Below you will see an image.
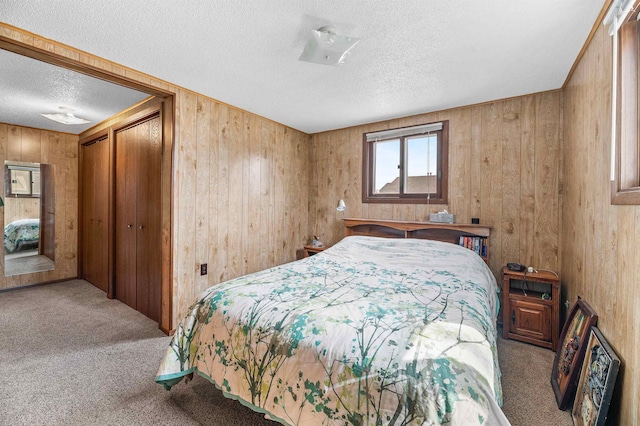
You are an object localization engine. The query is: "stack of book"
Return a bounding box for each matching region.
[458,236,487,258]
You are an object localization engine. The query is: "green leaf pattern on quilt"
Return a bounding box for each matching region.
[4,218,39,253]
[156,236,506,425]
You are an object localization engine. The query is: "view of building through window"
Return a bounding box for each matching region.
[373,135,438,194]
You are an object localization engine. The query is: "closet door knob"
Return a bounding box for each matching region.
[96,219,101,224]
[139,225,144,230]
[127,224,132,228]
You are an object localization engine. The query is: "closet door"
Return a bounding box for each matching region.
[114,113,162,322]
[81,137,109,292]
[81,141,95,285]
[115,125,138,310]
[133,116,162,321]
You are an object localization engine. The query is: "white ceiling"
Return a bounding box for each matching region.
[0,49,150,134]
[0,0,606,134]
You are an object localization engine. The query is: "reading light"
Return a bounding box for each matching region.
[336,199,346,212]
[299,26,360,66]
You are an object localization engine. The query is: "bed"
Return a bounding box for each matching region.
[156,219,507,425]
[4,218,40,253]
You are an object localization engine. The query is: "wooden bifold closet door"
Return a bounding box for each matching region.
[81,137,109,293]
[114,113,162,323]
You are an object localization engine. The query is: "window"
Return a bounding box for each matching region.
[5,164,41,198]
[362,120,448,204]
[608,0,640,204]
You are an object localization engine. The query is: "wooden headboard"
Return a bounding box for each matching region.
[343,218,491,263]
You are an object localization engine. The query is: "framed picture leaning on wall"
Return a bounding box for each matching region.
[551,297,598,409]
[571,327,620,426]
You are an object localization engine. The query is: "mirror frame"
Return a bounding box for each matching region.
[3,161,56,276]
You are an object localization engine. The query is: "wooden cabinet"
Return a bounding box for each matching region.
[510,299,552,342]
[502,268,560,350]
[114,112,162,323]
[81,136,109,292]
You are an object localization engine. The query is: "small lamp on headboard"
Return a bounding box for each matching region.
[336,199,346,218]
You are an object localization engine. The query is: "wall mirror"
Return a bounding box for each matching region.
[3,161,55,276]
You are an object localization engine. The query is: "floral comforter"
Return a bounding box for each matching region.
[4,218,39,253]
[156,236,507,425]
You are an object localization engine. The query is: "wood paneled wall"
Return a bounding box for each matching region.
[0,24,310,324]
[0,123,78,288]
[174,91,310,315]
[5,198,40,224]
[563,22,639,424]
[309,91,563,279]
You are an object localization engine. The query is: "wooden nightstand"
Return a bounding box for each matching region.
[502,267,560,350]
[303,245,328,257]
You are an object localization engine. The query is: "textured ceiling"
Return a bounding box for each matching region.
[0,0,605,134]
[0,50,150,134]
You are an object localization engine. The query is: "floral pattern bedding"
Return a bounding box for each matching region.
[4,218,39,253]
[156,236,507,425]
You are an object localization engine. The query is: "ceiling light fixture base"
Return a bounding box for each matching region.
[299,26,360,66]
[41,106,90,125]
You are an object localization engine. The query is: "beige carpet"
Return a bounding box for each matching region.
[0,280,571,425]
[498,336,572,425]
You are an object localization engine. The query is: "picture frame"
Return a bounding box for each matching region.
[571,327,620,426]
[551,297,598,409]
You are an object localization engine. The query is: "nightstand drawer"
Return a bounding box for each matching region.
[509,299,552,341]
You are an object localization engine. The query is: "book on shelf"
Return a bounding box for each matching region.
[458,236,487,258]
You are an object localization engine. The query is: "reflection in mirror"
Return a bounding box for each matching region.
[4,161,55,276]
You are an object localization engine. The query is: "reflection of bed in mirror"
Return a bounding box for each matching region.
[3,219,54,276]
[3,161,55,277]
[4,218,40,253]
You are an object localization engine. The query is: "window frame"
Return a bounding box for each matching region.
[362,120,448,204]
[5,164,41,198]
[611,4,640,204]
